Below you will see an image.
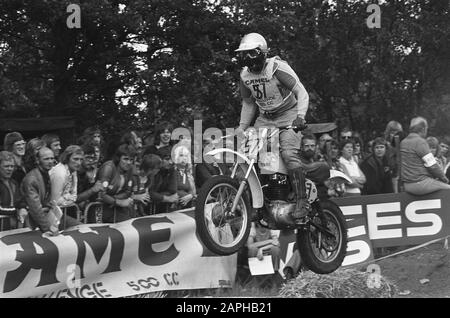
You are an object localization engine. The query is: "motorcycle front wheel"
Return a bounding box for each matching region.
[195,175,251,255]
[297,200,348,274]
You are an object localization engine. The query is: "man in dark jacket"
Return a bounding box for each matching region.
[360,137,394,195]
[21,147,80,233]
[0,151,28,230]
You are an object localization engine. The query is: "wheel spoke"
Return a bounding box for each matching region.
[202,182,248,249]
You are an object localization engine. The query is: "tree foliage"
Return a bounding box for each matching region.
[0,0,449,140]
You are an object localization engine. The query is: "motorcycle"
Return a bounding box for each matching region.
[195,126,350,274]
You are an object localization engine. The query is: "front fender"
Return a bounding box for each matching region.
[206,148,264,209]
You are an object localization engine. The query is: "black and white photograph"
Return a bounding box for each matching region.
[0,0,449,302]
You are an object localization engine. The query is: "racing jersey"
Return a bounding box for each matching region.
[239,56,307,115]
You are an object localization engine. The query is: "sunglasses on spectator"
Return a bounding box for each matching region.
[341,136,352,139]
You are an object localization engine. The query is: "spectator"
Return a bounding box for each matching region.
[41,133,62,162]
[76,144,104,214]
[426,137,444,170]
[23,138,45,172]
[247,221,281,273]
[3,132,27,185]
[384,120,404,193]
[297,134,330,199]
[141,154,179,214]
[22,147,80,233]
[120,131,142,156]
[173,144,196,209]
[338,139,366,196]
[49,145,83,207]
[353,136,365,164]
[82,139,103,166]
[79,127,105,164]
[323,139,346,198]
[96,144,136,222]
[195,161,228,190]
[143,122,174,159]
[339,127,352,142]
[439,139,449,170]
[400,117,450,195]
[194,136,231,189]
[318,133,333,159]
[131,155,153,217]
[360,137,394,195]
[299,134,330,182]
[80,126,103,147]
[0,151,27,230]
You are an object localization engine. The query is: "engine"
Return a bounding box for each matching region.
[260,173,297,228]
[263,173,290,201]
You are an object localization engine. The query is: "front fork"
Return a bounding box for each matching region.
[230,159,255,214]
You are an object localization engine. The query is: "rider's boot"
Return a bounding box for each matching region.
[288,167,311,222]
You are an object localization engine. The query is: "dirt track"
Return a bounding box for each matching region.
[374,242,450,298]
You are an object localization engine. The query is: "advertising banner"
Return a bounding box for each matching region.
[0,211,236,298]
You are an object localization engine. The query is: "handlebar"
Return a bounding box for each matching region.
[207,124,308,144]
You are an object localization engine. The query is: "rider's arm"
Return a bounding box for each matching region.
[291,82,309,119]
[239,79,257,130]
[274,64,309,119]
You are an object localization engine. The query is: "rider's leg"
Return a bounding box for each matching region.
[279,129,310,219]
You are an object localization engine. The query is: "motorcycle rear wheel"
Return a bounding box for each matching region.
[297,200,348,274]
[195,175,252,255]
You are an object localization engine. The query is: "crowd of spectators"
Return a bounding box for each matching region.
[1,116,450,236]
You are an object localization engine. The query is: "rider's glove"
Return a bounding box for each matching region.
[291,115,307,131]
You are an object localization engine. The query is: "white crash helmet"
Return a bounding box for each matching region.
[235,33,268,53]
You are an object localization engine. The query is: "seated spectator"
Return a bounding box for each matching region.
[96,144,135,222]
[247,222,280,274]
[22,147,80,233]
[426,137,444,170]
[41,133,62,162]
[384,120,404,193]
[401,117,450,195]
[360,137,394,195]
[338,139,366,196]
[173,145,196,209]
[0,151,28,230]
[3,132,27,185]
[49,145,83,207]
[23,138,45,172]
[76,144,104,213]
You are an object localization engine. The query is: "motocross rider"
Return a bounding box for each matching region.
[235,33,311,221]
